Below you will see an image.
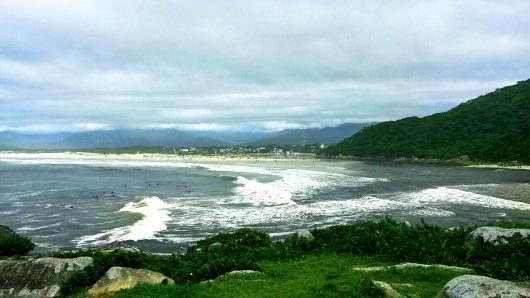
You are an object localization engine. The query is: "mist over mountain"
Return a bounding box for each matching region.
[0,124,369,149]
[247,123,374,146]
[51,129,230,149]
[0,132,73,149]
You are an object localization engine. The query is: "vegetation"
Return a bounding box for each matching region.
[0,234,35,257]
[323,79,530,163]
[57,218,530,296]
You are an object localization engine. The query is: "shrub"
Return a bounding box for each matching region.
[468,233,530,280]
[0,234,35,256]
[310,217,474,265]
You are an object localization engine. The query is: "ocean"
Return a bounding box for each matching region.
[1,153,529,254]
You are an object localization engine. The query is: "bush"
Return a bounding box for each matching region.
[310,217,474,265]
[468,233,530,280]
[0,234,35,256]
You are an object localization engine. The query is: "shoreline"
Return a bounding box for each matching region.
[1,151,529,171]
[0,151,322,165]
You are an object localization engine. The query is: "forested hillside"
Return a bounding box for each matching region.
[324,80,530,163]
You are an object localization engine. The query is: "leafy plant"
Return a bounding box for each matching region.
[0,234,35,256]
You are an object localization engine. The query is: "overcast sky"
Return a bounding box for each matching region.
[1,1,529,133]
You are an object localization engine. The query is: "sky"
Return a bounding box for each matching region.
[1,1,530,133]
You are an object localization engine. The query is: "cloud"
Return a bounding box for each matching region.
[0,1,529,132]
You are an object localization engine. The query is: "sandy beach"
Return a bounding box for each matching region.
[465,164,530,171]
[0,151,322,165]
[1,151,528,171]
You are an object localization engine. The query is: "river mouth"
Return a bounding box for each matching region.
[1,153,529,253]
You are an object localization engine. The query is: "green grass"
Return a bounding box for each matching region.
[112,253,466,298]
[59,218,530,297]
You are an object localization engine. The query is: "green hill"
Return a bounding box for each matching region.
[323,79,530,163]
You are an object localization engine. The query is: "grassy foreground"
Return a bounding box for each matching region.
[51,218,530,297]
[111,254,465,298]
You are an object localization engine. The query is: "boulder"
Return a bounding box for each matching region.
[0,225,16,237]
[0,257,93,297]
[441,275,530,298]
[373,281,404,298]
[219,270,263,279]
[468,226,530,246]
[208,242,223,252]
[201,270,264,284]
[295,229,314,240]
[86,266,174,297]
[352,262,473,273]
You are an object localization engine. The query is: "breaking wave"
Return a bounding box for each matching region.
[76,196,170,246]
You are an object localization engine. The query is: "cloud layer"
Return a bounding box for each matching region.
[1,1,529,132]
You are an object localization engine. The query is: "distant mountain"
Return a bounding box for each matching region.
[324,80,530,163]
[0,132,72,149]
[247,123,373,146]
[0,123,373,149]
[52,129,230,149]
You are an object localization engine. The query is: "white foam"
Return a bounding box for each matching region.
[202,163,388,207]
[0,152,196,169]
[76,196,170,246]
[398,187,530,210]
[231,176,296,206]
[18,222,61,231]
[303,196,408,216]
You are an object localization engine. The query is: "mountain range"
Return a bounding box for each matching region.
[0,123,370,149]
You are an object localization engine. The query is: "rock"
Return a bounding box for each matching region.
[373,281,404,298]
[441,275,530,298]
[0,257,93,297]
[295,229,314,240]
[0,225,16,237]
[352,262,473,273]
[468,226,530,245]
[200,270,264,284]
[219,270,263,279]
[86,266,174,297]
[208,242,223,252]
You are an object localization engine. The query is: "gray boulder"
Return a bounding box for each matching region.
[295,229,314,240]
[468,226,530,245]
[373,281,404,298]
[86,266,174,297]
[208,242,223,252]
[441,275,530,298]
[0,257,93,297]
[0,225,15,237]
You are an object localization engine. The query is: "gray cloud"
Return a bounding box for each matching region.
[1,0,529,132]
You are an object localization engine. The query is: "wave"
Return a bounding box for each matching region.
[232,176,296,206]
[18,222,61,231]
[202,163,389,207]
[397,187,530,210]
[76,196,170,246]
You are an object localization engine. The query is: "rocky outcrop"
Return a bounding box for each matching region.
[352,262,473,273]
[468,226,530,245]
[219,270,263,279]
[0,225,15,237]
[208,242,223,252]
[0,257,93,297]
[373,281,404,298]
[295,229,314,240]
[441,275,530,298]
[86,266,174,297]
[201,270,265,284]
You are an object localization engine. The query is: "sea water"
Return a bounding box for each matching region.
[1,153,529,254]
